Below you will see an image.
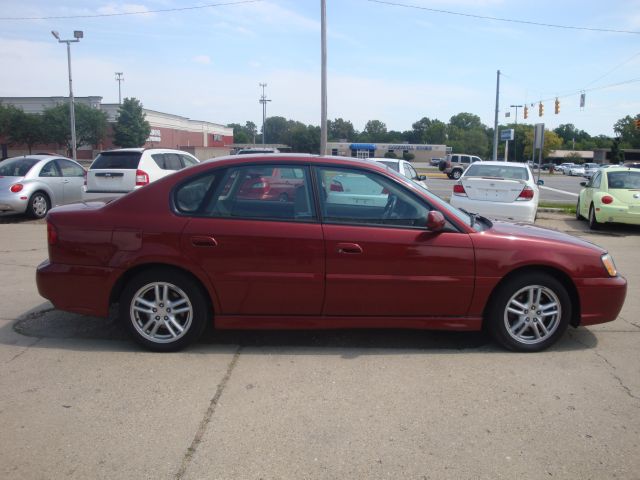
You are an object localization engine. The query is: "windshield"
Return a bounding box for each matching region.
[607,171,640,189]
[0,157,40,177]
[91,151,142,169]
[376,160,400,172]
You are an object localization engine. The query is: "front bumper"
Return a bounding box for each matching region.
[575,275,627,326]
[36,260,117,317]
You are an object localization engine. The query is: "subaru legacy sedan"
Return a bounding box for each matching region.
[36,155,627,352]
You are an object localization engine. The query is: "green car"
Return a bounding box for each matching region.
[576,167,640,229]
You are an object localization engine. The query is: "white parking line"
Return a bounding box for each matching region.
[540,186,579,198]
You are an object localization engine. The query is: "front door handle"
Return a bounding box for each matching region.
[191,236,218,247]
[336,242,363,254]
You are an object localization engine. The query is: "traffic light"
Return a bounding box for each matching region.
[538,102,544,117]
[524,106,528,119]
[554,98,560,114]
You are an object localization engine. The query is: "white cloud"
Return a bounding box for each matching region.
[193,55,211,65]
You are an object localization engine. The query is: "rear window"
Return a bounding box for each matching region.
[376,161,400,172]
[465,164,529,180]
[0,157,40,177]
[91,151,142,169]
[607,171,640,189]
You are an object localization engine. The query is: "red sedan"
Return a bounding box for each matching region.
[36,155,627,352]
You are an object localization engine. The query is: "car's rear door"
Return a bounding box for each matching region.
[179,163,325,316]
[85,151,142,193]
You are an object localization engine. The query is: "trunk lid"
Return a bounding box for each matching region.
[461,177,528,203]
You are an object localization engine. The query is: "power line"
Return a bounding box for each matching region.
[583,50,640,89]
[0,0,262,21]
[367,0,640,35]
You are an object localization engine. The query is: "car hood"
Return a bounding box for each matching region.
[484,220,606,253]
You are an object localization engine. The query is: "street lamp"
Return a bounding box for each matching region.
[509,104,523,162]
[51,30,83,161]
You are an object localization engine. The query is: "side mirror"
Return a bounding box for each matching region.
[580,181,587,187]
[426,210,445,232]
[537,179,545,186]
[418,174,426,181]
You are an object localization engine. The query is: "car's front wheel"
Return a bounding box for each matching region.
[487,272,571,352]
[119,268,210,352]
[451,169,462,180]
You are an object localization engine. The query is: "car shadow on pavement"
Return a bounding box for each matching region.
[5,304,598,355]
[0,214,45,225]
[557,217,640,237]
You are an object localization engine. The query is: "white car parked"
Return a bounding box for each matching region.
[83,148,199,201]
[373,158,429,189]
[567,164,586,176]
[450,161,542,223]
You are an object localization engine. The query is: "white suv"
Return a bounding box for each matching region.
[84,148,199,200]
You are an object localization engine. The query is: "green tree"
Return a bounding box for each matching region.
[328,118,355,141]
[384,151,397,158]
[113,98,151,147]
[553,123,591,149]
[610,137,624,164]
[7,110,44,154]
[262,116,288,144]
[613,114,640,148]
[0,104,22,139]
[449,112,483,131]
[42,103,109,153]
[522,129,563,159]
[361,120,387,141]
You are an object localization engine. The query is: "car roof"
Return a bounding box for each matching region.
[601,166,640,173]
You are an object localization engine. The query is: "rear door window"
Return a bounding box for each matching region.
[91,151,142,169]
[163,153,183,171]
[57,159,84,177]
[180,154,198,167]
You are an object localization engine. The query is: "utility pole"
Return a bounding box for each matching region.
[320,0,328,156]
[115,72,124,104]
[510,104,522,161]
[492,69,500,161]
[259,83,271,146]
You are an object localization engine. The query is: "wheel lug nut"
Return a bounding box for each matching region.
[159,303,164,307]
[152,308,157,312]
[537,311,541,315]
[155,316,160,320]
[164,316,168,320]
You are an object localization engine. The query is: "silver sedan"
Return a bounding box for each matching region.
[0,155,86,218]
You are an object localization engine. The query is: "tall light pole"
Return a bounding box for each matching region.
[509,104,522,162]
[320,0,327,156]
[115,72,124,104]
[492,69,500,161]
[52,30,83,161]
[259,83,271,146]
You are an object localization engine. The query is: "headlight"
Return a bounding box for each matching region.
[601,253,617,277]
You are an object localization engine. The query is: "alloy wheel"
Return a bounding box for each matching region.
[503,285,561,345]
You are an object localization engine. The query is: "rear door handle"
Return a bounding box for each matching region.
[336,242,363,254]
[191,236,218,247]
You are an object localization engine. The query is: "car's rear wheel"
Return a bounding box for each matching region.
[119,268,210,352]
[28,191,49,219]
[588,204,600,230]
[487,272,571,352]
[451,169,462,180]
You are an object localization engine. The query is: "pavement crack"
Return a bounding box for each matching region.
[619,316,640,330]
[6,337,42,363]
[569,332,640,404]
[175,346,242,479]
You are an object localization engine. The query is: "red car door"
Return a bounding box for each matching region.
[316,166,475,317]
[179,165,324,316]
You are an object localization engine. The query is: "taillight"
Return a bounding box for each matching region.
[47,222,58,246]
[517,186,534,201]
[10,183,23,193]
[330,180,344,192]
[601,195,613,204]
[453,183,467,196]
[136,169,149,186]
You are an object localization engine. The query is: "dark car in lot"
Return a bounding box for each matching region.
[37,154,627,352]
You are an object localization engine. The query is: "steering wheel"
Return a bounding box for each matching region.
[382,194,398,219]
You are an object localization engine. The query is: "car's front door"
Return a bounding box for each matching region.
[316,166,475,317]
[179,164,324,316]
[582,171,601,216]
[56,159,85,205]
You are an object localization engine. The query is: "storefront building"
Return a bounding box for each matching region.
[327,141,450,164]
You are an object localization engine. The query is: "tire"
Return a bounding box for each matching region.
[588,204,600,230]
[486,272,571,352]
[28,191,50,219]
[119,268,210,352]
[438,159,447,172]
[451,169,462,180]
[575,199,582,220]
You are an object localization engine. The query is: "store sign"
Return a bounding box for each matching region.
[387,145,433,151]
[147,129,161,142]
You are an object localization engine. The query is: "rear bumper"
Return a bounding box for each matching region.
[450,195,537,223]
[36,260,117,317]
[575,275,627,326]
[596,205,640,226]
[0,198,28,216]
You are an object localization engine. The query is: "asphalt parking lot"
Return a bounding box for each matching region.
[1,215,639,479]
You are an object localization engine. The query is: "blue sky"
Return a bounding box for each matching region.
[1,0,639,136]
